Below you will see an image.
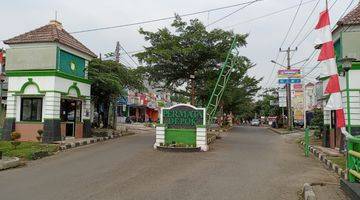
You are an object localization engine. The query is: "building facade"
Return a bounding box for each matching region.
[2,20,96,143]
[320,4,360,149]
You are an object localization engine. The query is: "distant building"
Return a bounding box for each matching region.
[0,50,8,109]
[2,20,96,142]
[314,81,323,109]
[116,81,173,124]
[304,83,316,111]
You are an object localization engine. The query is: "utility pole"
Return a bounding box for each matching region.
[115,41,120,63]
[190,74,195,105]
[280,47,297,131]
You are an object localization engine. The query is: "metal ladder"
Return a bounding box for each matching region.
[206,36,240,125]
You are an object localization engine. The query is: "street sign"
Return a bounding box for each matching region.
[278,79,301,84]
[278,88,287,107]
[278,69,301,78]
[279,99,287,107]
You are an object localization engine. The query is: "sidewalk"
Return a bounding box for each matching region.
[54,130,136,151]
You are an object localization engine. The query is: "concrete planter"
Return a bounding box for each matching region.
[0,157,21,170]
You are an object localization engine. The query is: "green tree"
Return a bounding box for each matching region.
[254,88,281,117]
[311,108,324,129]
[88,59,144,127]
[136,16,261,115]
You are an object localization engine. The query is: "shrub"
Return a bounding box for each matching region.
[10,132,21,149]
[11,132,21,141]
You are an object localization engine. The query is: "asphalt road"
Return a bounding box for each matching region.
[0,126,347,200]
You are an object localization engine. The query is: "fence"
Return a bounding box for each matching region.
[347,136,360,183]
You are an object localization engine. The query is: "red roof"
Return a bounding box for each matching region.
[4,20,97,58]
[337,3,360,26]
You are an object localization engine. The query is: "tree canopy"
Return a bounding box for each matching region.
[88,59,144,127]
[135,16,261,116]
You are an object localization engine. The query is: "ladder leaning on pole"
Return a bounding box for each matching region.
[206,36,240,125]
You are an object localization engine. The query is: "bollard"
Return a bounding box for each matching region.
[305,128,310,157]
[0,150,2,159]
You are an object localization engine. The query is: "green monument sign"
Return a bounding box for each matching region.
[154,104,208,151]
[162,105,204,129]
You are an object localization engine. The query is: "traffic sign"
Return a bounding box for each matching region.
[278,79,301,84]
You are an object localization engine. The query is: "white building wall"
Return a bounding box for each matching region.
[5,92,16,118]
[8,76,90,97]
[44,92,61,119]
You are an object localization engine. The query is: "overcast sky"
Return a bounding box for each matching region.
[1,0,358,89]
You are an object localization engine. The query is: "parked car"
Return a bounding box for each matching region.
[251,119,260,126]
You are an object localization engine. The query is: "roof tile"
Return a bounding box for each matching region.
[338,3,360,26]
[4,21,97,58]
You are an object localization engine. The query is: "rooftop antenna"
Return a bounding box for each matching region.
[55,10,58,21]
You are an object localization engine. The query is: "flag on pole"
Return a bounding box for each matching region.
[315,6,345,128]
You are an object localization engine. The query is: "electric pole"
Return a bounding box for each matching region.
[115,41,120,63]
[190,74,195,106]
[280,47,297,131]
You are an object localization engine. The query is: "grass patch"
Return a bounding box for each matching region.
[327,156,346,169]
[0,141,58,160]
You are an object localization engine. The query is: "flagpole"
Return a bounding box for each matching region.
[326,0,328,10]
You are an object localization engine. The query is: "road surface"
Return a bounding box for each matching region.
[0,126,347,200]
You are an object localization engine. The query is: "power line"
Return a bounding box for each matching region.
[289,0,321,48]
[303,62,320,77]
[295,0,339,48]
[69,0,261,34]
[265,0,304,86]
[119,43,139,67]
[302,0,356,79]
[280,0,304,48]
[206,0,262,27]
[121,58,134,68]
[225,0,317,29]
[278,0,304,65]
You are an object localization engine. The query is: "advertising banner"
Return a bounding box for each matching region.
[278,69,301,78]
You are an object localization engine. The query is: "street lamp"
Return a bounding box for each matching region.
[340,56,356,135]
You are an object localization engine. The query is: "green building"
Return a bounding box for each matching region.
[2,20,96,143]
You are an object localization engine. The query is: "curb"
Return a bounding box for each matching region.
[303,183,316,200]
[0,157,21,170]
[268,127,300,135]
[300,141,347,180]
[156,146,201,152]
[59,132,134,151]
[208,126,233,133]
[207,134,217,145]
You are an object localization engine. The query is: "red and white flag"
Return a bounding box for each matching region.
[314,7,346,130]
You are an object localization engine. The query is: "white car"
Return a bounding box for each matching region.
[251,119,260,126]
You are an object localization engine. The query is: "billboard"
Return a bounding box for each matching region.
[278,69,301,78]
